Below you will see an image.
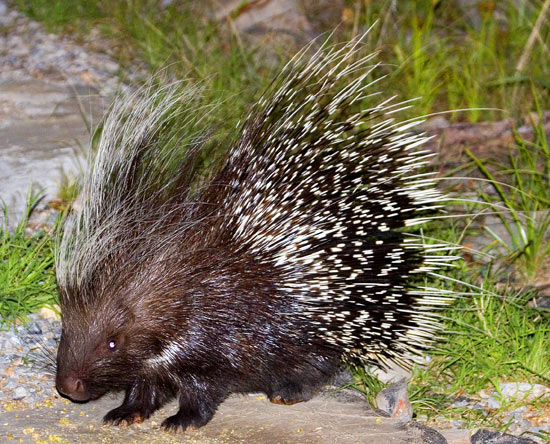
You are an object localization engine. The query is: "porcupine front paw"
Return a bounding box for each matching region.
[103,405,150,426]
[161,410,212,432]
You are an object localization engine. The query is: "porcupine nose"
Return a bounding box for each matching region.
[57,375,89,401]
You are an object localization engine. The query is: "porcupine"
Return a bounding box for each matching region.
[55,37,458,431]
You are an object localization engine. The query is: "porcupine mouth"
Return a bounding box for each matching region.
[56,383,106,403]
[62,391,104,403]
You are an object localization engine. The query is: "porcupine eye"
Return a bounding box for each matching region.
[107,339,117,351]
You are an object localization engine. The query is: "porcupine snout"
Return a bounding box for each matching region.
[56,373,90,401]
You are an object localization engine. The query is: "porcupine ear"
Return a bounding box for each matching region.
[56,80,214,300]
[218,35,458,368]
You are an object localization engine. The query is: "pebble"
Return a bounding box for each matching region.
[375,380,412,421]
[25,322,42,335]
[13,386,28,400]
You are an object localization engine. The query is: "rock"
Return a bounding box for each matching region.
[0,393,450,444]
[440,428,471,444]
[470,429,537,444]
[375,380,412,421]
[451,396,473,408]
[3,334,22,353]
[39,306,60,321]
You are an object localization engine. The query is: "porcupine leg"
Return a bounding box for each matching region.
[161,382,228,432]
[104,379,171,425]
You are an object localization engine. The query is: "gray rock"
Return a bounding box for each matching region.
[472,402,487,412]
[214,0,313,46]
[451,396,472,408]
[4,334,22,352]
[471,429,537,444]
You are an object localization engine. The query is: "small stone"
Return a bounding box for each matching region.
[529,295,550,308]
[451,396,471,408]
[13,386,28,400]
[4,334,22,353]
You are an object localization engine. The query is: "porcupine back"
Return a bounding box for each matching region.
[203,38,457,368]
[56,37,457,374]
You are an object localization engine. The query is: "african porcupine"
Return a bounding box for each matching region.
[55,37,457,431]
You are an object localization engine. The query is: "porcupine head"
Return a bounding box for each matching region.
[55,36,457,431]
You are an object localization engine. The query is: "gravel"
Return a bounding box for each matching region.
[0,310,60,409]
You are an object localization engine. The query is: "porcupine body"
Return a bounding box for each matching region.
[55,38,456,431]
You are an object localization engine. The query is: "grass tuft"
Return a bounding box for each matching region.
[0,192,58,325]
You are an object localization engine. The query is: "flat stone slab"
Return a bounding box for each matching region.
[0,393,424,444]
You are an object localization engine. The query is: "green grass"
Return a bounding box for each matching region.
[409,122,549,427]
[355,0,550,121]
[416,283,550,392]
[0,194,58,325]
